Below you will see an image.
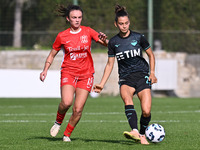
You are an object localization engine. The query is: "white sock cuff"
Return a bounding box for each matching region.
[132,129,139,133]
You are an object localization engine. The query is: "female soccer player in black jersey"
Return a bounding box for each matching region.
[93,4,157,145]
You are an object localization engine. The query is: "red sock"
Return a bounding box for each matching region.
[56,111,66,124]
[64,123,75,137]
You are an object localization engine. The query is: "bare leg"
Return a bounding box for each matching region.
[120,85,140,141]
[59,85,75,114]
[120,85,135,105]
[137,88,151,117]
[50,85,75,137]
[137,88,152,145]
[68,88,89,127]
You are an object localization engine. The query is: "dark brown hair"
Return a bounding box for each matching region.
[56,4,83,18]
[115,4,129,22]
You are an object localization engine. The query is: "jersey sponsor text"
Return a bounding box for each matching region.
[70,52,87,60]
[116,49,141,60]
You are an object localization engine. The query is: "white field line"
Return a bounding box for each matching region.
[0,106,24,108]
[0,120,199,123]
[1,113,57,116]
[0,105,56,108]
[0,120,47,123]
[78,120,183,123]
[0,110,200,116]
[1,110,199,123]
[0,105,198,109]
[155,110,200,113]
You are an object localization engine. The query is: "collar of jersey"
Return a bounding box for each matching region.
[70,27,82,34]
[118,30,132,39]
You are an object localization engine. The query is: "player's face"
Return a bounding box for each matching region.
[115,16,130,34]
[67,10,83,30]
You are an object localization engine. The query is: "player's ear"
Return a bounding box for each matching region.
[66,17,70,22]
[114,22,117,27]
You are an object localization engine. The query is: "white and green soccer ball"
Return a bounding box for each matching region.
[145,123,165,143]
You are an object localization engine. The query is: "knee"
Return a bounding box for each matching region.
[142,110,151,117]
[72,107,83,117]
[60,101,72,110]
[123,97,133,105]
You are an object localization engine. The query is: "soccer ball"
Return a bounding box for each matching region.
[145,123,165,143]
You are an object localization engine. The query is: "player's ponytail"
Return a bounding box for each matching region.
[56,4,83,18]
[115,4,129,22]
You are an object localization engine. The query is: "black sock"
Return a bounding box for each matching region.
[125,105,138,130]
[140,114,151,134]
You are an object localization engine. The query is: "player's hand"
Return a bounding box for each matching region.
[149,72,157,84]
[98,32,107,42]
[40,71,47,82]
[93,84,103,93]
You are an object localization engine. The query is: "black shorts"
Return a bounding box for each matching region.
[118,72,151,94]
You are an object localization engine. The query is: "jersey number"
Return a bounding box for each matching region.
[145,76,151,86]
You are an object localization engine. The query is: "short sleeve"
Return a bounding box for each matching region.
[52,33,62,51]
[140,35,150,50]
[108,41,115,57]
[89,27,99,42]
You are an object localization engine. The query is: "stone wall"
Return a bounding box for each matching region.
[0,50,119,96]
[148,51,200,97]
[0,50,200,97]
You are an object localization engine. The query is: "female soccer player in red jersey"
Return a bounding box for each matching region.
[40,4,108,142]
[93,5,157,145]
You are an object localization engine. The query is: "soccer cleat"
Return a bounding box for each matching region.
[123,130,141,142]
[63,136,71,142]
[139,134,149,145]
[50,122,61,137]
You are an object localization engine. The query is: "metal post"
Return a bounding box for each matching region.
[73,0,78,5]
[148,0,153,49]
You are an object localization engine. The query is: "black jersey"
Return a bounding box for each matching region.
[108,30,150,78]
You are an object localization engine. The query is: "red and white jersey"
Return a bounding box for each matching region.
[53,26,99,76]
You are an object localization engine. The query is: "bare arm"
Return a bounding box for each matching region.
[40,49,59,82]
[145,48,157,84]
[93,57,115,93]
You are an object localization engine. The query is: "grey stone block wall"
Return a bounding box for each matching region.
[1,50,200,97]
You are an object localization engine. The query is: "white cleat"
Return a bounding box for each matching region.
[50,123,61,137]
[63,136,71,142]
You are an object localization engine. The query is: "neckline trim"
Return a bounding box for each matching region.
[70,28,82,34]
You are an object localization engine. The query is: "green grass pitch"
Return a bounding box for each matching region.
[0,96,200,150]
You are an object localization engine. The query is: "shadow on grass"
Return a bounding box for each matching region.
[26,136,62,141]
[73,137,138,145]
[26,136,139,145]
